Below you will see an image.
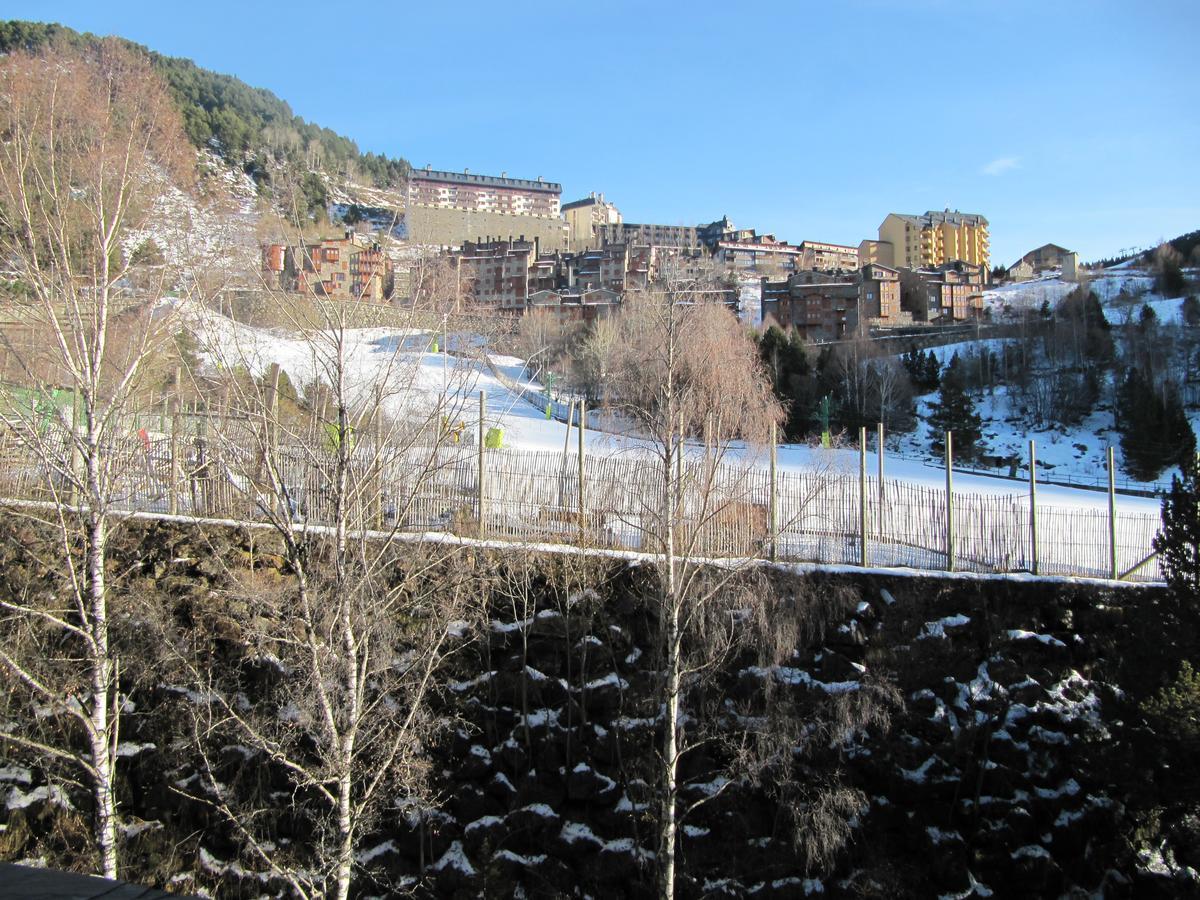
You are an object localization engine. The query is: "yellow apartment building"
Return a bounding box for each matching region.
[875,210,990,273]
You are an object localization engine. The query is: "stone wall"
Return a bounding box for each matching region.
[405,205,569,252]
[1,519,1196,898]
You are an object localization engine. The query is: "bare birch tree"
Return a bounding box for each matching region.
[602,268,783,897]
[0,41,195,879]
[175,244,490,899]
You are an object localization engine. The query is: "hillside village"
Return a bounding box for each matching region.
[256,165,1200,492]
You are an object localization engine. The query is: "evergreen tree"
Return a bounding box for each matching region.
[1182,295,1200,327]
[902,348,941,392]
[1139,303,1159,333]
[927,354,983,461]
[1154,456,1200,600]
[1118,369,1197,481]
[756,326,812,440]
[1056,287,1114,365]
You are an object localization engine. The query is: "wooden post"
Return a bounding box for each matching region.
[169,406,180,516]
[577,398,586,541]
[876,422,885,543]
[945,430,954,572]
[267,363,281,464]
[373,383,384,528]
[859,425,868,567]
[877,421,885,502]
[769,420,778,562]
[478,392,487,538]
[562,399,575,457]
[196,400,210,517]
[1028,439,1038,576]
[1108,445,1117,579]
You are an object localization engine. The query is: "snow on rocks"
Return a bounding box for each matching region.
[1007,629,1067,648]
[5,784,73,812]
[740,664,861,694]
[430,840,478,885]
[918,614,971,640]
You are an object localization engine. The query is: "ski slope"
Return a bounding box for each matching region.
[179,301,1160,518]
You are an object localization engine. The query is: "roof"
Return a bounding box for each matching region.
[886,211,988,228]
[561,196,614,211]
[410,169,561,194]
[1014,243,1073,267]
[799,240,858,252]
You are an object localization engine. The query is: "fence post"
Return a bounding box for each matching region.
[877,421,885,505]
[373,382,384,529]
[859,425,868,567]
[945,430,954,572]
[876,422,885,547]
[1028,439,1037,576]
[196,400,209,517]
[478,391,487,538]
[1108,445,1117,579]
[769,420,778,562]
[169,404,180,516]
[577,398,586,543]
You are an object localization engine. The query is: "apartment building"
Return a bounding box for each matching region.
[876,210,990,273]
[857,239,890,268]
[799,240,859,272]
[408,167,561,217]
[561,244,634,293]
[761,265,914,340]
[595,221,701,250]
[404,167,569,250]
[714,234,803,276]
[900,261,986,323]
[562,193,622,251]
[593,216,734,252]
[859,263,909,325]
[262,233,393,301]
[453,239,539,312]
[760,270,861,341]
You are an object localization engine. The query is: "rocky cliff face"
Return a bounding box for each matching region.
[1,522,1198,898]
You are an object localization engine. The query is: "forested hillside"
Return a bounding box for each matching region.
[0,19,409,189]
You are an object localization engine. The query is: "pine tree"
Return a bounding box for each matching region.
[1154,457,1200,600]
[927,354,983,461]
[757,326,811,440]
[1118,369,1197,481]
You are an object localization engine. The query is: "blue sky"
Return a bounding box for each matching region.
[8,1,1199,265]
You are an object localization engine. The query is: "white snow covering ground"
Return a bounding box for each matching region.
[166,297,1164,583]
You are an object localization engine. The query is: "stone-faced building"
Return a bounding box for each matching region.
[454,239,539,312]
[760,271,861,341]
[262,233,393,301]
[900,261,986,323]
[859,263,908,325]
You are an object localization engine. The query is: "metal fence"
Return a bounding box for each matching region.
[0,418,1166,583]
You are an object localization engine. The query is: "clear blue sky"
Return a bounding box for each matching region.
[9,0,1199,265]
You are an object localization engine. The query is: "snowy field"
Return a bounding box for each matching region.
[180,300,1160,519]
